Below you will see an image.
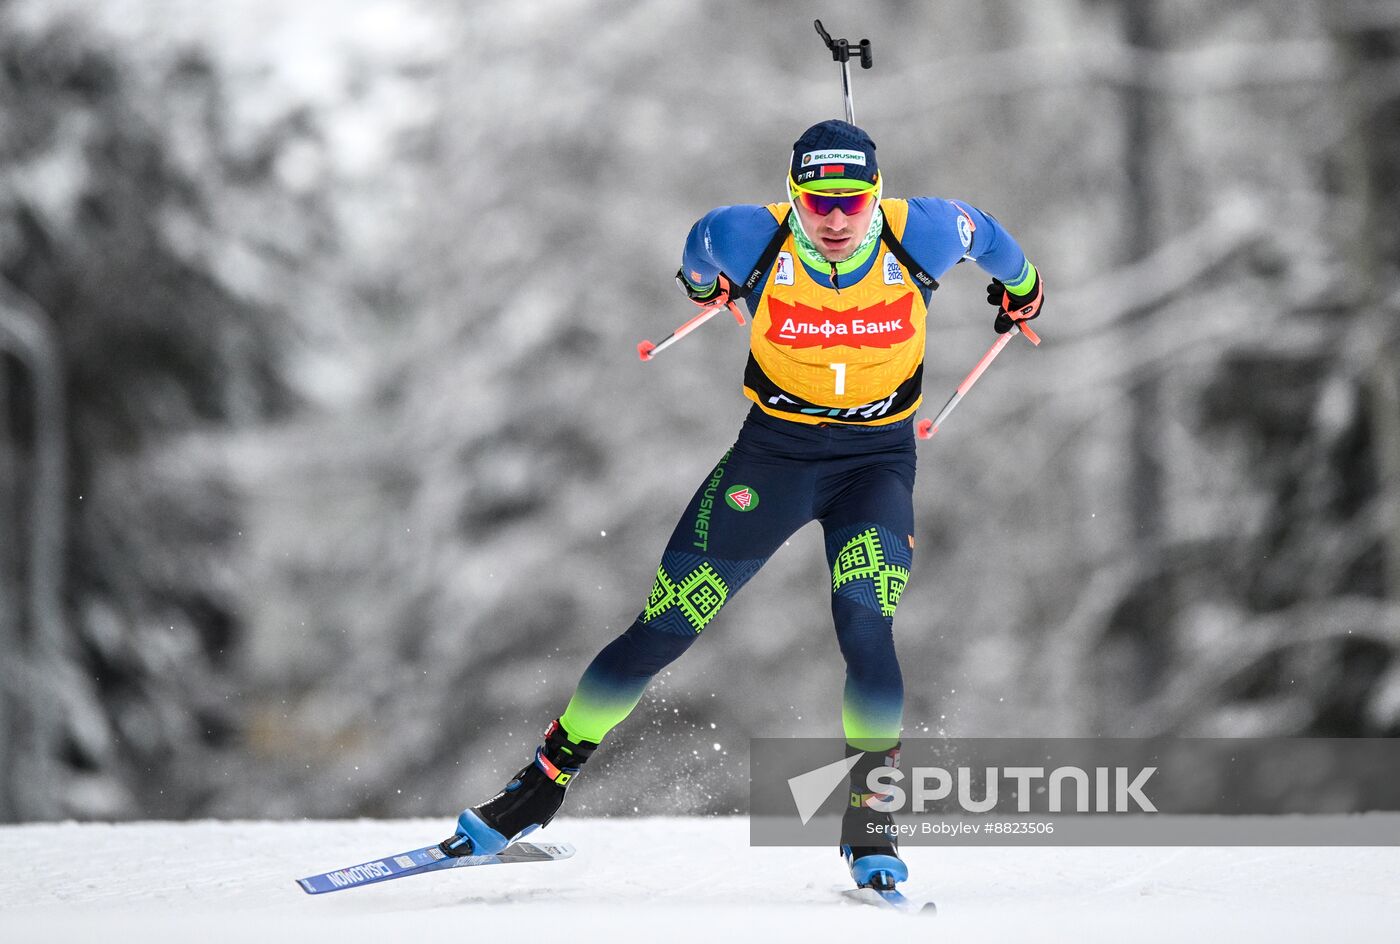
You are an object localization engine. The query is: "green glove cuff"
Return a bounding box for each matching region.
[676,268,721,303]
[1003,260,1038,297]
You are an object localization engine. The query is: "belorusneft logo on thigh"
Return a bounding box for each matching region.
[749,737,1400,846]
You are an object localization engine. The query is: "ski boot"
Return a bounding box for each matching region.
[441,718,598,858]
[840,744,908,891]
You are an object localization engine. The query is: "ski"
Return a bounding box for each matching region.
[295,840,575,895]
[842,886,938,915]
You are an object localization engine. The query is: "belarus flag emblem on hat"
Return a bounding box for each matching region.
[819,165,846,177]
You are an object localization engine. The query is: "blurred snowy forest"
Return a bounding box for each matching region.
[2,0,1399,822]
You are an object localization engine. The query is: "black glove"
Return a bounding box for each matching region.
[987,273,1044,334]
[676,269,734,308]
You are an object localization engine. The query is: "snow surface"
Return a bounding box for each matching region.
[3,816,1398,942]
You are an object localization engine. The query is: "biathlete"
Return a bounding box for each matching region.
[444,119,1044,891]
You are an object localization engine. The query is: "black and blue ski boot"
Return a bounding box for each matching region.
[441,719,598,858]
[840,744,908,891]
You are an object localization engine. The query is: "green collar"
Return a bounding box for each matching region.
[788,205,884,278]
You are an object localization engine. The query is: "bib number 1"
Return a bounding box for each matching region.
[829,362,846,396]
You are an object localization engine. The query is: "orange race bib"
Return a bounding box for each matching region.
[743,200,928,426]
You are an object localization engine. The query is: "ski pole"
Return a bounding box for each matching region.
[814,19,873,124]
[641,22,871,366]
[637,299,746,362]
[916,321,1040,440]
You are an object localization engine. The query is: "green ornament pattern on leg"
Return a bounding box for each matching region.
[832,527,910,618]
[643,561,730,633]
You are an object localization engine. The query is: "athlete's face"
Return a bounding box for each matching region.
[794,195,877,262]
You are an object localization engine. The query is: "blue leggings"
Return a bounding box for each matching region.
[560,405,916,750]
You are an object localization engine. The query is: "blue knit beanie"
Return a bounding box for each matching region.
[789,120,879,187]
